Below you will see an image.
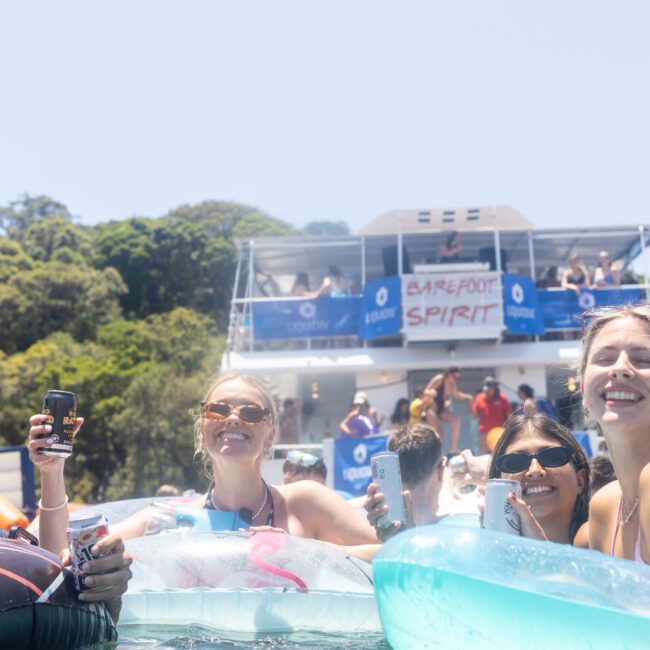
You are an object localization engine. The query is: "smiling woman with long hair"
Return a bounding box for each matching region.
[30,372,378,555]
[580,305,650,563]
[487,400,590,546]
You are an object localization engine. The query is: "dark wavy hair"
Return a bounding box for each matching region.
[487,400,590,544]
[390,398,410,425]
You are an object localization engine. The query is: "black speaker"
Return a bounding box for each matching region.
[382,245,412,276]
[478,247,507,272]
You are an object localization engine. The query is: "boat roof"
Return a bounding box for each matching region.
[357,205,534,235]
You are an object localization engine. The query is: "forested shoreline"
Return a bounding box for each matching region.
[0,194,348,502]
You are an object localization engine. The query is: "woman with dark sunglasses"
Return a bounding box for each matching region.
[488,400,590,546]
[580,304,650,563]
[30,372,378,553]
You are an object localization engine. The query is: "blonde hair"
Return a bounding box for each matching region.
[193,371,278,479]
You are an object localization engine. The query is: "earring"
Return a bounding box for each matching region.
[264,445,275,461]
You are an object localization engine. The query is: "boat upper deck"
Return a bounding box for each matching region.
[224,205,650,367]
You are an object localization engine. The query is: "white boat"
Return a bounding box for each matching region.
[221,205,649,478]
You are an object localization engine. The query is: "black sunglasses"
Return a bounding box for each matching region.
[495,446,574,474]
[200,401,270,424]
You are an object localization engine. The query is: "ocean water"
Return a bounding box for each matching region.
[115,626,388,650]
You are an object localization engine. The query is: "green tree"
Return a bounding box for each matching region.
[93,217,237,324]
[0,237,34,282]
[22,215,93,262]
[232,213,297,238]
[166,199,264,239]
[302,220,350,237]
[0,262,127,353]
[0,194,73,241]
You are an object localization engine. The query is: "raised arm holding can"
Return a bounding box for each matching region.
[27,391,132,623]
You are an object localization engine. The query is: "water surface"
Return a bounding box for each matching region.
[116,625,388,650]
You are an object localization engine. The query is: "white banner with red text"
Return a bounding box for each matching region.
[402,272,504,341]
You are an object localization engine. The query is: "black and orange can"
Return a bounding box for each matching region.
[40,390,77,458]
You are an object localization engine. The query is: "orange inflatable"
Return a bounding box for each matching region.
[0,495,29,531]
[486,426,505,453]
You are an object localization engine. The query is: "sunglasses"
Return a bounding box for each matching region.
[200,401,270,424]
[286,450,320,466]
[495,446,574,474]
[581,304,650,337]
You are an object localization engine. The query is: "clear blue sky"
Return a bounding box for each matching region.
[1,1,649,232]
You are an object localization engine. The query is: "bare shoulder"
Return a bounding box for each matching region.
[588,480,621,552]
[640,462,650,487]
[276,479,338,506]
[573,521,589,549]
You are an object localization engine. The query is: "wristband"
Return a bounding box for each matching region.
[38,495,69,512]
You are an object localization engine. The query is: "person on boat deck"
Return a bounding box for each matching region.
[27,417,133,624]
[579,305,650,563]
[439,230,463,263]
[339,392,379,438]
[408,387,431,425]
[423,367,475,454]
[561,253,591,295]
[290,271,311,297]
[515,383,558,420]
[314,265,350,298]
[390,397,410,428]
[487,400,591,546]
[31,373,378,562]
[364,424,446,543]
[592,250,621,288]
[536,265,561,289]
[473,377,512,454]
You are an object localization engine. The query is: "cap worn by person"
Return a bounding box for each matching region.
[353,391,368,405]
[483,376,498,387]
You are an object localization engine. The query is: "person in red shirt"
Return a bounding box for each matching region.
[473,376,512,454]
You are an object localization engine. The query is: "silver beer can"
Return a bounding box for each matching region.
[483,478,522,535]
[67,511,110,591]
[447,455,468,475]
[371,451,406,529]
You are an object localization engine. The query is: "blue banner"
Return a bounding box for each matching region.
[252,296,362,340]
[572,432,594,459]
[334,435,388,496]
[502,274,545,335]
[358,276,402,340]
[537,287,642,330]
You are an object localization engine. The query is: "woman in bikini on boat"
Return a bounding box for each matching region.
[579,305,650,562]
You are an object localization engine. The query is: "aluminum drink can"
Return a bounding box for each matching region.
[41,390,77,458]
[371,451,406,529]
[447,455,468,475]
[483,478,522,535]
[67,511,109,591]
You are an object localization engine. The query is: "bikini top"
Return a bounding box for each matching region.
[610,495,647,564]
[204,480,275,527]
[566,270,587,285]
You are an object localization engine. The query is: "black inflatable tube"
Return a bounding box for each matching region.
[0,539,117,649]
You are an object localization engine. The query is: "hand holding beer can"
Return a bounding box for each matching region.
[483,478,522,535]
[67,511,111,592]
[40,390,77,458]
[371,451,406,529]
